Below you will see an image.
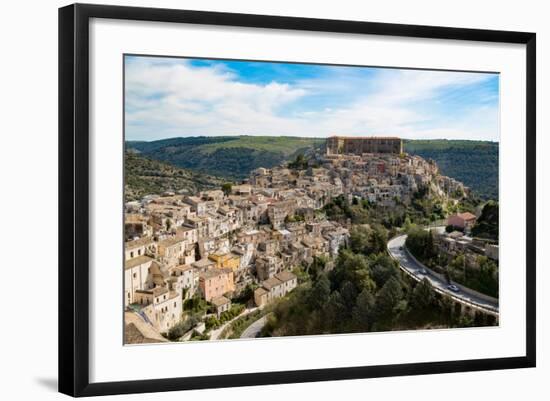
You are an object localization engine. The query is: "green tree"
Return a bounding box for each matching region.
[307,255,328,280]
[323,291,346,332]
[289,153,309,169]
[349,224,388,255]
[308,274,331,310]
[405,227,437,263]
[350,225,371,254]
[330,250,373,293]
[370,224,389,254]
[449,253,466,281]
[352,289,375,330]
[221,182,233,196]
[411,278,436,310]
[374,276,404,319]
[471,201,499,240]
[476,255,499,297]
[292,266,310,285]
[369,254,399,289]
[339,280,359,312]
[167,314,200,340]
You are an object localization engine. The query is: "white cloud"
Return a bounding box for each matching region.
[125,58,307,138]
[125,58,499,142]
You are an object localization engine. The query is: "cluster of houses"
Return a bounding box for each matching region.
[315,147,468,208]
[124,172,351,341]
[124,136,470,342]
[431,212,499,269]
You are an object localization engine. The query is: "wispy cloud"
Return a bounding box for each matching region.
[125,56,499,141]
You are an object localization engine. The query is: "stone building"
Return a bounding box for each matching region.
[254,271,298,307]
[326,136,403,155]
[124,255,154,306]
[198,268,235,301]
[211,296,231,318]
[135,286,183,333]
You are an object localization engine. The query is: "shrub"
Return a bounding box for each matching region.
[167,314,201,340]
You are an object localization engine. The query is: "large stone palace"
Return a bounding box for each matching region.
[326,136,403,155]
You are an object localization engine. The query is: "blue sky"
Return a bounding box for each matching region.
[125,55,499,142]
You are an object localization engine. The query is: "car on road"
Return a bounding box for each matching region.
[447,284,460,292]
[399,246,403,250]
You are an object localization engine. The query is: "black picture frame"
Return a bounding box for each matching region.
[58,3,536,397]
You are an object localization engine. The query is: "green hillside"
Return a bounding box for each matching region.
[126,136,324,179]
[124,152,225,202]
[126,136,498,200]
[403,139,499,200]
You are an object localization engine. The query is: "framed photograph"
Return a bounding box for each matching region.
[58,3,536,397]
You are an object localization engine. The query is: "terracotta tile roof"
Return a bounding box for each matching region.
[254,287,268,296]
[200,268,232,280]
[125,237,153,249]
[459,212,477,220]
[171,264,194,273]
[192,258,216,269]
[124,255,153,270]
[275,270,297,283]
[211,296,231,307]
[262,277,282,290]
[158,236,185,247]
[153,286,169,297]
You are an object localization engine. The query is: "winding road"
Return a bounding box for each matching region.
[387,234,499,315]
[240,315,269,339]
[209,307,259,341]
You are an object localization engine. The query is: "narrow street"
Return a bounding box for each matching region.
[240,315,270,339]
[209,307,258,341]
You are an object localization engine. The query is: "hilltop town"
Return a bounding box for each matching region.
[124,136,482,343]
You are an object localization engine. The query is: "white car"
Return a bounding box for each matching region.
[447,284,460,292]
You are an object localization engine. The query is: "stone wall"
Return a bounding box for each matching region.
[326,136,402,155]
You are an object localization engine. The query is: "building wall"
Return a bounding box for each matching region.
[254,290,268,307]
[326,136,403,155]
[199,271,235,301]
[209,253,240,271]
[142,293,183,333]
[124,260,154,306]
[448,215,466,229]
[158,241,185,267]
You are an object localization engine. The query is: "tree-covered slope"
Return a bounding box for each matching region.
[126,136,499,200]
[403,139,499,200]
[124,152,225,202]
[126,136,324,179]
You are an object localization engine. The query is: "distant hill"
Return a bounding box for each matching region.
[124,152,225,202]
[126,136,498,200]
[403,139,499,200]
[126,136,324,179]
